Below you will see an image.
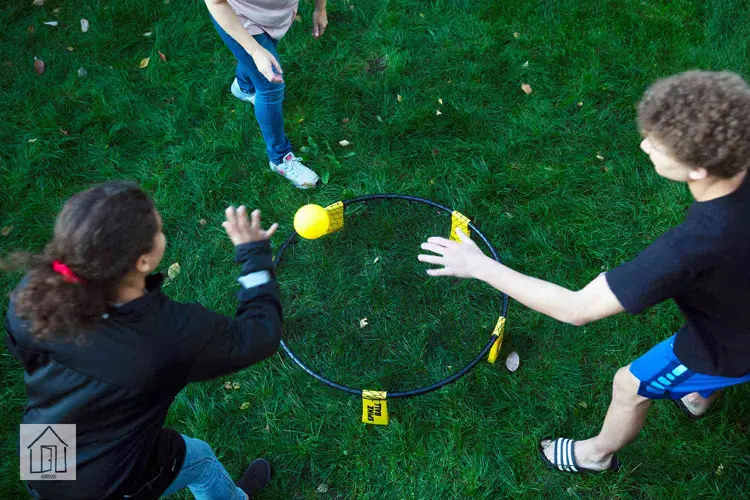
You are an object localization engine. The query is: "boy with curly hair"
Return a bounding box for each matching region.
[418,71,750,473]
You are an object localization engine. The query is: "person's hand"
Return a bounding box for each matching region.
[223,206,278,246]
[312,9,328,38]
[418,229,490,279]
[250,46,283,83]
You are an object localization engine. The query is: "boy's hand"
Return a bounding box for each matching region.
[312,9,328,38]
[418,229,489,279]
[223,206,278,246]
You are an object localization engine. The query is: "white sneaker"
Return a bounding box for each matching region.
[270,153,320,189]
[231,78,256,105]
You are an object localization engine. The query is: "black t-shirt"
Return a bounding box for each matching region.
[606,172,750,377]
[5,241,282,499]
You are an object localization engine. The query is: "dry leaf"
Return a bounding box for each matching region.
[28,138,38,143]
[317,484,329,494]
[167,262,180,280]
[522,60,529,68]
[199,219,207,226]
[521,83,532,95]
[342,117,350,123]
[513,32,520,38]
[376,115,383,122]
[139,57,150,69]
[436,109,442,116]
[297,117,304,123]
[66,46,75,52]
[53,7,60,13]
[438,98,443,105]
[373,256,380,263]
[60,128,69,136]
[240,402,250,410]
[264,425,270,433]
[143,31,152,37]
[349,4,354,10]
[419,13,425,18]
[579,401,588,408]
[77,67,87,77]
[596,154,604,161]
[359,318,368,328]
[27,26,35,33]
[397,94,403,103]
[339,139,350,147]
[43,21,59,27]
[577,101,583,107]
[1,226,13,237]
[34,57,45,74]
[158,50,167,62]
[295,14,301,22]
[32,0,45,5]
[716,464,724,475]
[505,351,520,372]
[429,179,435,184]
[80,19,89,33]
[224,381,232,390]
[232,381,241,390]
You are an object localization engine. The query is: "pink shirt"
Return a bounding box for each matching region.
[226,0,299,40]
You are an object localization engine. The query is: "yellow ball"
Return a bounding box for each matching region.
[294,204,330,240]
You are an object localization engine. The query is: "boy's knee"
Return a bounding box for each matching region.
[256,82,285,102]
[612,365,645,403]
[184,436,217,461]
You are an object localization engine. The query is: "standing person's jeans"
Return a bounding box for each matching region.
[161,435,246,499]
[211,17,292,165]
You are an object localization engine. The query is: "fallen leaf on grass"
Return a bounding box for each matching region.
[34,57,45,74]
[224,382,232,390]
[139,57,150,69]
[521,83,532,95]
[376,115,383,122]
[66,46,75,52]
[167,262,180,280]
[295,14,301,22]
[199,219,207,226]
[27,26,35,33]
[28,138,37,143]
[77,67,87,77]
[419,13,425,18]
[436,109,442,116]
[53,7,60,13]
[359,318,368,328]
[1,226,13,237]
[397,94,403,103]
[513,32,520,38]
[505,351,520,372]
[579,401,588,408]
[577,101,583,107]
[32,0,44,6]
[596,154,604,160]
[297,117,304,123]
[317,484,329,494]
[232,381,241,390]
[158,51,167,62]
[716,464,724,475]
[60,128,69,136]
[349,4,355,10]
[143,31,152,37]
[264,425,270,433]
[80,19,89,33]
[373,256,380,263]
[339,139,351,147]
[438,98,443,105]
[43,21,59,27]
[342,117,350,123]
[522,60,529,68]
[240,402,250,410]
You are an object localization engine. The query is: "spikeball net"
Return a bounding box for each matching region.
[274,194,509,425]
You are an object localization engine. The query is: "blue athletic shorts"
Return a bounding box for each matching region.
[629,335,750,400]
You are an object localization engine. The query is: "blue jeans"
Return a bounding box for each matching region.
[211,18,292,164]
[161,435,245,499]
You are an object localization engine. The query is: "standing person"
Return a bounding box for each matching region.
[418,71,750,473]
[204,0,329,190]
[5,182,282,498]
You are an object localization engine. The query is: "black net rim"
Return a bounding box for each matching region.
[274,194,509,398]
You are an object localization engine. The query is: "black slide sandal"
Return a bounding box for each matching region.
[538,438,621,474]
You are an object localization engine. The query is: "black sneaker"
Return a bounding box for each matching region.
[237,458,273,497]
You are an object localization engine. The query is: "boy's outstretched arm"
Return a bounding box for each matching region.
[418,230,624,326]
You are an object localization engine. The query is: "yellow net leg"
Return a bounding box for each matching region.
[450,210,471,241]
[487,316,506,364]
[362,390,388,425]
[325,201,344,234]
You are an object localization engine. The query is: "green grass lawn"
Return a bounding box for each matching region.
[2,0,750,497]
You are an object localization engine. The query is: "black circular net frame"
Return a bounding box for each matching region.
[273,194,509,399]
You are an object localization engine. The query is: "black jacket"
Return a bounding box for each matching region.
[6,241,282,499]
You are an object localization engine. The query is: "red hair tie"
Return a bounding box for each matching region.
[52,261,85,284]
